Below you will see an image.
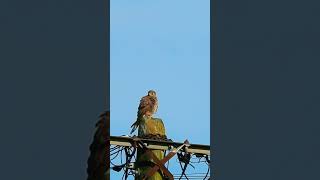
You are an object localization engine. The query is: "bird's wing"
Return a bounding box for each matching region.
[87,111,109,180]
[131,96,156,134]
[153,97,158,113]
[137,95,155,118]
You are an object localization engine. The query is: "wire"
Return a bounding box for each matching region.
[110,141,211,180]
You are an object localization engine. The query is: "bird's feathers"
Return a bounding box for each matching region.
[137,95,157,117]
[130,92,158,134]
[87,111,109,180]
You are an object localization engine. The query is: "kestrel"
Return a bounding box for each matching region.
[130,90,158,134]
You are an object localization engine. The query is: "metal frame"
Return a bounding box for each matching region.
[110,136,210,155]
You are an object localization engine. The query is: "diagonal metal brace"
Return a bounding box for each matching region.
[140,139,190,180]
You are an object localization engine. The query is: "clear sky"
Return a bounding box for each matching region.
[110,0,210,178]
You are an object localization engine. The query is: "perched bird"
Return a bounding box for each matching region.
[87,111,110,180]
[131,91,168,180]
[130,90,158,134]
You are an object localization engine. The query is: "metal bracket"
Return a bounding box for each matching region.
[140,139,190,180]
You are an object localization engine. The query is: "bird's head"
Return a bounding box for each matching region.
[148,90,157,97]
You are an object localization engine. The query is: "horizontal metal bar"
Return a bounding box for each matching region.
[109,136,210,155]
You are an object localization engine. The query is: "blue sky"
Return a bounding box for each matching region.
[110,0,210,178]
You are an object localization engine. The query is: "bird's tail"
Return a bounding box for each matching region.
[130,117,141,134]
[130,122,137,134]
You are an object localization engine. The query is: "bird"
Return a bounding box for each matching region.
[87,111,109,180]
[130,90,158,134]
